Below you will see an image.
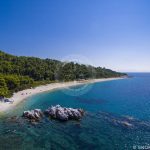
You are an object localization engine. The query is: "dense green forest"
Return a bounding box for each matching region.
[0,50,126,97]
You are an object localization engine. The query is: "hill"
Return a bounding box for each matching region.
[0,50,126,97]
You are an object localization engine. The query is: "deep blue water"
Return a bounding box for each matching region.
[0,73,150,150]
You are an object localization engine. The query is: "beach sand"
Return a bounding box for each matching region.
[0,77,125,113]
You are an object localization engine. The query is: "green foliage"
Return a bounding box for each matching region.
[4,75,20,90]
[0,76,9,97]
[0,50,126,97]
[0,74,34,97]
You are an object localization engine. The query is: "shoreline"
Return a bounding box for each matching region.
[0,77,126,113]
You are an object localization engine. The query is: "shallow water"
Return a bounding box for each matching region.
[1,73,150,150]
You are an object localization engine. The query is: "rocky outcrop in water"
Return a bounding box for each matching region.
[23,109,43,121]
[22,105,84,122]
[45,105,84,121]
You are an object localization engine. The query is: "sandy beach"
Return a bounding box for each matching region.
[0,77,125,113]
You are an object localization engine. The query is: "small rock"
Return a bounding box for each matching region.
[23,109,43,121]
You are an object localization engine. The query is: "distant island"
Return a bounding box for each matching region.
[0,50,126,98]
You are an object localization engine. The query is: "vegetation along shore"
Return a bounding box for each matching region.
[0,50,126,98]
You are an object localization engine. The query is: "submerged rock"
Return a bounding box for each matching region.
[120,121,133,127]
[45,105,84,121]
[98,111,135,129]
[97,111,150,130]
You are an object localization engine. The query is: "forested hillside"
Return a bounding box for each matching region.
[0,50,126,97]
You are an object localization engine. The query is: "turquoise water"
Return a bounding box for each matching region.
[0,73,150,149]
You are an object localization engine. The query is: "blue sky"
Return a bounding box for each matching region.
[0,0,150,72]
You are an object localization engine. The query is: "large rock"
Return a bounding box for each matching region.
[45,106,57,118]
[45,105,84,121]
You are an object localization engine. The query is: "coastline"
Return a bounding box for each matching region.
[0,77,125,113]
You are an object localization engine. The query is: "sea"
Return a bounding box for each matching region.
[0,73,150,150]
